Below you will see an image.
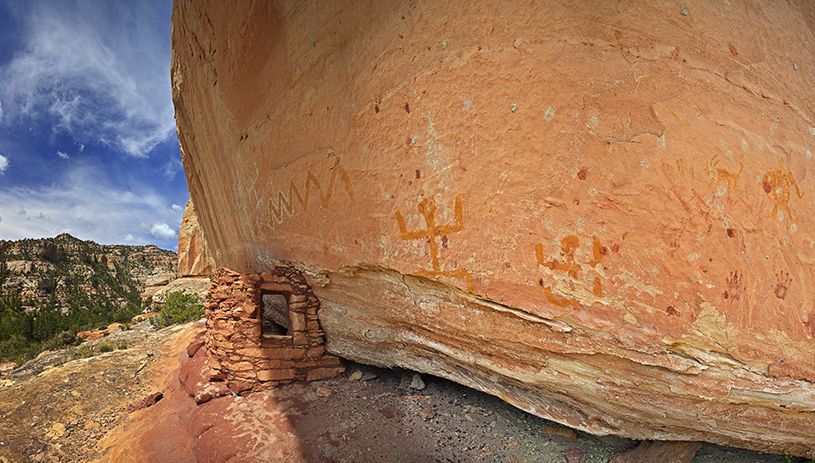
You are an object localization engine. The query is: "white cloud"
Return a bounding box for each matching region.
[150,222,176,240]
[171,203,183,212]
[162,156,184,179]
[0,161,181,248]
[57,150,69,159]
[0,1,175,158]
[0,153,8,173]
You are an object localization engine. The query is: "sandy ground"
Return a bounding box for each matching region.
[0,321,793,463]
[274,363,790,463]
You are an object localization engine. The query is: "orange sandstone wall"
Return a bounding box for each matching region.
[171,0,815,455]
[177,199,216,276]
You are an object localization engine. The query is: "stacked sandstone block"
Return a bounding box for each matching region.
[204,265,344,393]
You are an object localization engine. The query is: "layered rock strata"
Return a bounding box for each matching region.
[171,0,815,456]
[0,233,177,311]
[204,266,344,394]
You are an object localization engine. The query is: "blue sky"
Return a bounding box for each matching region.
[0,0,188,251]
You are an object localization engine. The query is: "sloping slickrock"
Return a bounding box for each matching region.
[0,322,196,463]
[96,330,311,463]
[171,0,815,456]
[149,276,211,305]
[177,199,216,276]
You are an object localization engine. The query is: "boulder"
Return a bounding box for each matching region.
[170,0,815,456]
[177,199,216,276]
[142,274,178,300]
[149,276,211,306]
[5,260,55,274]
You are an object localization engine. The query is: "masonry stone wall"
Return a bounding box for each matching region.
[204,265,344,393]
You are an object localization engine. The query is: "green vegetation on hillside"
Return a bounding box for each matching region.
[150,291,204,329]
[0,234,176,366]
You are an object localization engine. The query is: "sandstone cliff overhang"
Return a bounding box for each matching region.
[171,0,815,456]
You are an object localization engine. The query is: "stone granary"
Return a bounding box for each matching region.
[204,266,344,393]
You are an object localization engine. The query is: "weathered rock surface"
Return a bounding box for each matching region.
[0,321,193,462]
[177,199,216,276]
[149,276,211,306]
[77,322,124,343]
[171,0,815,456]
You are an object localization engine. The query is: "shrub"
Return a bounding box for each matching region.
[57,331,76,345]
[14,351,35,367]
[780,450,815,463]
[41,337,59,352]
[76,345,94,358]
[150,291,204,329]
[98,342,114,353]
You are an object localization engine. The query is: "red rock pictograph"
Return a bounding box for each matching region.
[171,0,815,456]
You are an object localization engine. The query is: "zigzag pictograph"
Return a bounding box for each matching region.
[268,153,354,227]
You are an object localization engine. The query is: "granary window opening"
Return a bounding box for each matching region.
[261,293,290,336]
